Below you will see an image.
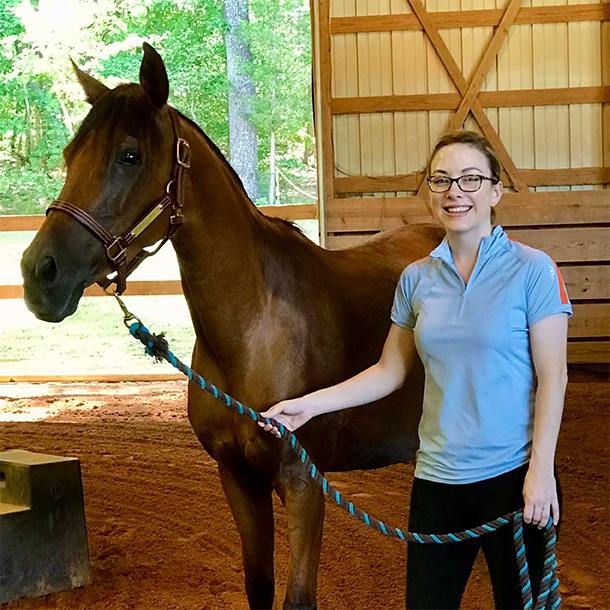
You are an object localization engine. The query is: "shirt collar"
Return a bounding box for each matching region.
[430,225,507,265]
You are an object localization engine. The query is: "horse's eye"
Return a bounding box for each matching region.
[118,150,141,166]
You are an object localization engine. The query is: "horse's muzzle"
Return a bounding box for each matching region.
[21,247,88,323]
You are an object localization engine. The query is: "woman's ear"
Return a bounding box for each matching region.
[491,181,504,207]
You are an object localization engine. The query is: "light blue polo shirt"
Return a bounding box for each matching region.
[391,225,573,484]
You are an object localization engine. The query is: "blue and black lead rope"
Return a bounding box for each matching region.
[127,319,560,610]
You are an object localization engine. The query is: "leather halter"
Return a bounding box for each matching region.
[46,108,191,295]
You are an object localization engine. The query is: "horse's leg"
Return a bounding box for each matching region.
[218,465,275,610]
[276,471,325,610]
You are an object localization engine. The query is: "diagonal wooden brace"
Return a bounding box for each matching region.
[409,0,528,194]
[449,0,522,132]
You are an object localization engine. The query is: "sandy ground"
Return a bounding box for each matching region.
[0,371,608,610]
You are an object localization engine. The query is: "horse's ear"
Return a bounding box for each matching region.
[139,43,169,108]
[71,59,110,105]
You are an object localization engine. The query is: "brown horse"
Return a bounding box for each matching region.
[21,44,443,610]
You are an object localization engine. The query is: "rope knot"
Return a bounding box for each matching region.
[129,322,169,363]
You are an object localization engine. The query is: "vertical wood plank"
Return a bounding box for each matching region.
[315,0,335,243]
[343,0,361,178]
[379,0,396,188]
[356,0,372,181]
[603,12,609,170]
[481,0,499,133]
[415,27,430,174]
[533,0,570,192]
[426,0,454,149]
[332,0,349,181]
[392,0,408,178]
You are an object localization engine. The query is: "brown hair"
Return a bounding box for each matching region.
[427,131,502,224]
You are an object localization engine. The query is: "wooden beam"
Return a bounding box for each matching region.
[311,0,332,245]
[0,280,185,300]
[517,168,610,187]
[260,203,318,220]
[330,86,610,115]
[0,204,319,234]
[0,215,45,232]
[326,190,610,230]
[505,228,610,263]
[334,169,610,193]
[330,4,610,34]
[567,341,610,364]
[327,197,435,231]
[326,232,403,249]
[316,0,336,209]
[499,190,610,225]
[570,303,610,338]
[0,374,184,383]
[561,265,610,300]
[326,226,610,262]
[335,174,421,193]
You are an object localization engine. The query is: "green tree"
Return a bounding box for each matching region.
[98,0,230,153]
[244,0,313,204]
[224,0,259,201]
[0,0,314,215]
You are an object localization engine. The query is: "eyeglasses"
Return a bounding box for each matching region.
[427,174,498,193]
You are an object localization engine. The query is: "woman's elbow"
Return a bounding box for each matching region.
[539,364,568,390]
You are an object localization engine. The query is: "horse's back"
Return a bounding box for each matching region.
[319,223,444,343]
[325,223,444,275]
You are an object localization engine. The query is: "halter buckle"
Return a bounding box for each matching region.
[176,138,191,168]
[106,238,127,265]
[170,212,184,226]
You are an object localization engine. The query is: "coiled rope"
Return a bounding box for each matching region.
[117,297,560,610]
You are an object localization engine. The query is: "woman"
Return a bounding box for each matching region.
[259,131,572,609]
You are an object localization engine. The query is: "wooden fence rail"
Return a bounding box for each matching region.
[0,205,317,300]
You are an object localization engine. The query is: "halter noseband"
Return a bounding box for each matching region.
[46,108,191,295]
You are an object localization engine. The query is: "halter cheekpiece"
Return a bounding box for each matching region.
[46,108,190,295]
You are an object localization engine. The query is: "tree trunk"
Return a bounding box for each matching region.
[23,81,32,163]
[224,0,260,201]
[58,95,74,137]
[303,120,314,165]
[268,130,276,205]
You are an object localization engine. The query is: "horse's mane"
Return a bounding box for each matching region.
[176,111,305,237]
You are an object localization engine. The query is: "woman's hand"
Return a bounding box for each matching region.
[523,461,560,529]
[258,400,315,438]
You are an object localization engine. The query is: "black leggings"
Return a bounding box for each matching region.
[406,464,562,610]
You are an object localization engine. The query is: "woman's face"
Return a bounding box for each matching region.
[429,143,503,238]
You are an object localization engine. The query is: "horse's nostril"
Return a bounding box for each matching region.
[36,255,59,286]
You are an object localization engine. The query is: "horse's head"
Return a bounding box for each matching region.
[21,43,188,322]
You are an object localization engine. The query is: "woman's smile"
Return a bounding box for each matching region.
[442,204,473,216]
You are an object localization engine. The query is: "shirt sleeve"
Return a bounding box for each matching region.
[391,264,419,331]
[526,252,573,326]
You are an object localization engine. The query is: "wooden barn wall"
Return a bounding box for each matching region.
[314,0,610,363]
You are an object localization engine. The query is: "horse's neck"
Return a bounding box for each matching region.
[170,125,306,369]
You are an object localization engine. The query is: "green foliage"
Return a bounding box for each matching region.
[97,0,230,151]
[0,0,315,216]
[243,0,314,171]
[0,162,64,215]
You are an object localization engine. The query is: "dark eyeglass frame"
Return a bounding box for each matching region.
[427,174,499,193]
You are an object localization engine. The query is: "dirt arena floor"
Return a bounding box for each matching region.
[1,369,608,610]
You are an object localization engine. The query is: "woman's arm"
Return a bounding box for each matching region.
[523,313,569,528]
[259,323,418,437]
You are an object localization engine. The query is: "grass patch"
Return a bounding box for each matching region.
[0,297,195,377]
[0,219,319,377]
